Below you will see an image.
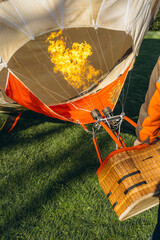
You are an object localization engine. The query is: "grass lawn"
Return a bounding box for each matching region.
[0,32,160,240]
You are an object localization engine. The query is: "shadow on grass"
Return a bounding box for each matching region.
[0,111,73,151]
[0,123,72,150]
[1,110,71,132]
[0,126,113,237]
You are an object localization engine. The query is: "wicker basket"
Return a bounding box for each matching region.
[97,141,160,221]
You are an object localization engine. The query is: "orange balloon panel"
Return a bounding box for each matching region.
[5,71,69,122]
[50,64,131,124]
[5,64,130,125]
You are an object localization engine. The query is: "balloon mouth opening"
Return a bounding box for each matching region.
[3,27,133,107]
[46,29,133,98]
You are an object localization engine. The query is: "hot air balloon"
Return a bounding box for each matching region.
[0,0,160,220]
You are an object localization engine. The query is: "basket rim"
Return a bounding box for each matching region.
[96,143,149,175]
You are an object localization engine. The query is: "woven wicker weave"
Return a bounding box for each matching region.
[97,141,160,221]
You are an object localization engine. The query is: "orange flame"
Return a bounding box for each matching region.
[46,30,101,90]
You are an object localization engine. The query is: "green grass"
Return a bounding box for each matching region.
[0,34,160,240]
[145,31,160,39]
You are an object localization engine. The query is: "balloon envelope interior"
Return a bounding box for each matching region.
[1,28,132,106]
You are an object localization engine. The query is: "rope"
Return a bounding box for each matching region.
[95,0,105,29]
[89,0,95,27]
[60,0,64,29]
[9,0,34,40]
[0,14,30,38]
[39,0,61,28]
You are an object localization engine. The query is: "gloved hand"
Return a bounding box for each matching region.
[134,139,143,146]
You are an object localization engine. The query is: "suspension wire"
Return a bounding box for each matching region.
[61,29,94,111]
[93,29,110,111]
[9,66,91,113]
[37,32,78,100]
[60,0,64,29]
[85,28,103,110]
[117,27,133,114]
[8,67,60,102]
[118,68,132,113]
[123,69,132,109]
[119,74,125,113]
[7,68,71,122]
[107,29,115,68]
[9,0,34,39]
[116,113,125,149]
[34,40,73,99]
[119,28,128,113]
[10,57,71,103]
[124,0,131,32]
[39,0,61,28]
[0,14,30,39]
[89,0,95,27]
[127,0,151,34]
[96,30,109,72]
[95,0,106,28]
